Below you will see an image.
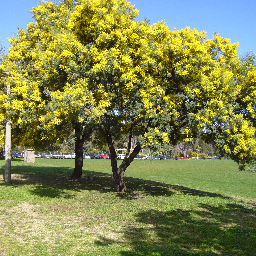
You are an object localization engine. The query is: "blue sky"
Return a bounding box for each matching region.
[0,0,255,55]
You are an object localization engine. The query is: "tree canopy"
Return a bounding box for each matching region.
[1,0,256,190]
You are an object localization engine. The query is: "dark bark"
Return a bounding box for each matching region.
[71,123,85,179]
[117,143,141,191]
[99,116,142,192]
[114,123,141,191]
[103,128,120,191]
[103,125,141,192]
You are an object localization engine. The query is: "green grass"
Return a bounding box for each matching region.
[0,158,255,255]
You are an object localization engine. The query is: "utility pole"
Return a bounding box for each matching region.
[4,81,11,183]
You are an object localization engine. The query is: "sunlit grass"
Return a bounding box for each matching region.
[0,158,255,255]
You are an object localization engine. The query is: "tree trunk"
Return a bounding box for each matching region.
[116,144,141,191]
[108,137,141,192]
[71,123,84,179]
[238,160,246,171]
[113,165,126,192]
[105,133,122,191]
[102,122,141,192]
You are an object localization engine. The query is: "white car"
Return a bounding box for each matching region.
[62,153,72,159]
[117,154,126,160]
[35,153,41,158]
[42,152,51,159]
[83,154,91,159]
[52,152,63,159]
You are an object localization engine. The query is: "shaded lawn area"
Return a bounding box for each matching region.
[0,159,255,255]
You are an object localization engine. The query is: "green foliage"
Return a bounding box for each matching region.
[240,51,256,67]
[246,160,256,173]
[0,43,5,59]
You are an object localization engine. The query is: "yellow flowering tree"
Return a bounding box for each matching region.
[137,29,256,170]
[227,51,256,169]
[4,0,256,190]
[5,1,95,176]
[68,1,256,190]
[5,0,147,185]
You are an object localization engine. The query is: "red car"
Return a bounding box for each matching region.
[101,154,109,159]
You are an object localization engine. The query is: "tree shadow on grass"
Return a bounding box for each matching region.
[0,164,117,197]
[119,177,229,200]
[0,163,230,200]
[1,163,256,255]
[95,203,256,256]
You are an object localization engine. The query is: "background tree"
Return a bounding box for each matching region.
[234,51,256,169]
[0,45,8,152]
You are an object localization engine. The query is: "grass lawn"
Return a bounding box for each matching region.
[0,158,255,255]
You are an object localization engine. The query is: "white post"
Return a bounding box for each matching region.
[4,83,11,183]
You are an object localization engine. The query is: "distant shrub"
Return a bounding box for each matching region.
[246,160,256,173]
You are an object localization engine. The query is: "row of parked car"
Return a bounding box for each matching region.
[1,151,23,159]
[0,152,176,160]
[37,152,130,159]
[39,152,111,159]
[11,152,23,158]
[40,152,76,159]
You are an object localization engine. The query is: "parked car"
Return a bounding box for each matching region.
[42,152,52,159]
[90,153,101,159]
[83,154,91,159]
[62,153,72,159]
[117,154,125,160]
[52,152,63,159]
[0,151,5,159]
[16,152,22,158]
[11,151,19,158]
[101,154,109,159]
[35,152,41,158]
